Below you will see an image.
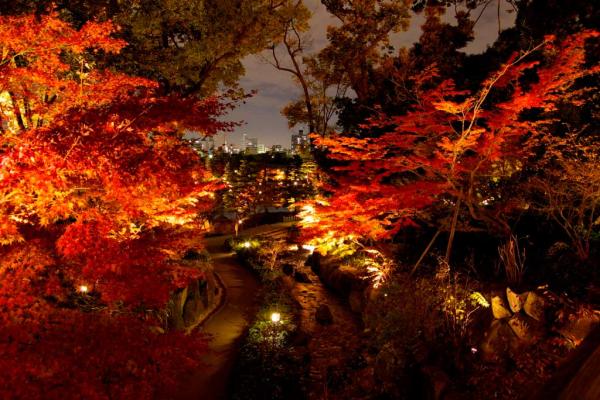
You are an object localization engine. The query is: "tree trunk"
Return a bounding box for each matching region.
[411,230,441,275]
[445,197,462,263]
[8,92,26,131]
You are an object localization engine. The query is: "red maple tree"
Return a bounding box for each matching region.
[0,13,233,398]
[301,31,599,260]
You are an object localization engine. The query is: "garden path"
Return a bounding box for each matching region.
[178,224,290,400]
[291,263,374,399]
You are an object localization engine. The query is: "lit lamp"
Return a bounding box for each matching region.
[270,312,281,323]
[243,241,251,249]
[302,244,316,254]
[78,285,89,294]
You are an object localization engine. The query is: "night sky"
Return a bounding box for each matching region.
[221,0,515,149]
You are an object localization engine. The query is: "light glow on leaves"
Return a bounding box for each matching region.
[300,31,599,247]
[0,13,231,398]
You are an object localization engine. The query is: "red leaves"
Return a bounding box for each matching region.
[302,30,599,243]
[76,19,127,53]
[0,310,208,400]
[57,211,113,259]
[0,13,230,397]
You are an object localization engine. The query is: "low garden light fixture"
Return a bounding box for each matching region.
[270,312,281,323]
[301,244,315,254]
[78,285,89,294]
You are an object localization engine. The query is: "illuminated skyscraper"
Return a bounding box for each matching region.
[291,129,308,154]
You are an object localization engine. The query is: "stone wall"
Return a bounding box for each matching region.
[306,253,370,314]
[168,270,222,332]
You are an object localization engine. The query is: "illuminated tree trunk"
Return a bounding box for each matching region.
[445,196,462,264]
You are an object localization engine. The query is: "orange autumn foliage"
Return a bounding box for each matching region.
[301,31,599,248]
[0,13,233,398]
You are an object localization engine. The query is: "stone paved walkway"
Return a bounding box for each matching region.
[177,224,292,400]
[291,263,374,399]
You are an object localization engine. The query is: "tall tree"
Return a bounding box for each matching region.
[0,13,232,397]
[275,52,350,135]
[320,0,412,101]
[268,2,317,132]
[0,0,310,97]
[300,31,599,264]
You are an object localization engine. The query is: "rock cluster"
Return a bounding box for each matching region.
[290,256,375,399]
[168,273,221,331]
[482,286,599,361]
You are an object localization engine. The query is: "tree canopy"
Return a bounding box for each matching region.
[0,0,311,97]
[300,30,599,262]
[0,12,232,397]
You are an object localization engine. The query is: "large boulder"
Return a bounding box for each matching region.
[508,314,545,344]
[556,306,600,345]
[523,291,549,322]
[281,263,294,276]
[365,286,380,303]
[183,294,203,326]
[168,274,219,331]
[315,304,333,325]
[305,252,321,273]
[320,261,356,294]
[492,295,512,319]
[182,279,209,327]
[480,319,515,363]
[506,287,526,313]
[349,289,365,313]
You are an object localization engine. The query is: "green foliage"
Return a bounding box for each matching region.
[435,261,487,346]
[231,237,261,251]
[220,152,316,218]
[230,253,307,400]
[366,262,485,351]
[363,264,490,397]
[0,0,311,96]
[307,234,359,258]
[118,0,309,95]
[231,237,286,282]
[365,274,441,350]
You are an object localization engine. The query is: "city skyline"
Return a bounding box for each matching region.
[222,0,514,148]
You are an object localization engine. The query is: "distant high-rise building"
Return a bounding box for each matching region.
[257,144,267,154]
[271,144,284,153]
[245,137,258,154]
[291,129,309,154]
[188,135,214,154]
[200,136,215,151]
